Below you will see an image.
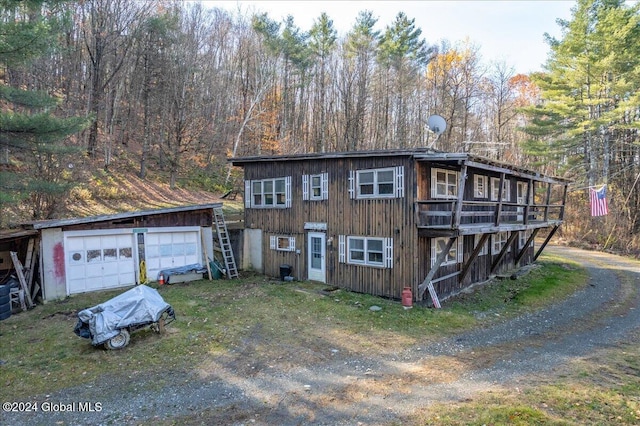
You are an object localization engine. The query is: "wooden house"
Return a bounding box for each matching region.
[230,149,569,304]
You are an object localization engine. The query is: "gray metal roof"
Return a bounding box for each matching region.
[25,203,223,230]
[229,149,571,184]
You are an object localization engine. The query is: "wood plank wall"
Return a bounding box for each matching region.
[244,156,417,299]
[244,157,556,302]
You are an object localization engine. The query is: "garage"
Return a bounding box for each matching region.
[25,203,220,301]
[65,230,136,294]
[141,227,201,284]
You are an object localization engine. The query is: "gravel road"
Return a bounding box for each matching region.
[4,245,640,426]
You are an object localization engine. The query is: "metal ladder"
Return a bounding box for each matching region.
[213,207,238,279]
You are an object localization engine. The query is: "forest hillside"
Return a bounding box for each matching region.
[1,0,639,257]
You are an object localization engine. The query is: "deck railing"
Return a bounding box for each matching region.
[415,200,564,229]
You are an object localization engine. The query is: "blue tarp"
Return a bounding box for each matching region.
[158,263,207,284]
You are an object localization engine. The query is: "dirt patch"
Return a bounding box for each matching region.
[4,246,640,425]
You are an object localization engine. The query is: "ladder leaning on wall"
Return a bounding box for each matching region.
[213,207,239,279]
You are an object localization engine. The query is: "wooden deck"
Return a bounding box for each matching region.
[415,200,564,237]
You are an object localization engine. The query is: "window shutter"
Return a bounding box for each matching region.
[285,176,292,207]
[385,238,394,268]
[289,237,296,251]
[302,175,309,200]
[270,236,276,250]
[457,237,464,263]
[339,235,346,263]
[322,172,329,200]
[430,168,436,197]
[395,166,404,198]
[244,180,251,208]
[348,170,355,199]
[430,239,436,267]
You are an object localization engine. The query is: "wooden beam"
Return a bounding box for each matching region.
[490,231,519,274]
[514,228,539,265]
[494,173,505,226]
[10,251,34,309]
[534,225,560,261]
[543,182,552,222]
[418,237,455,299]
[453,164,467,229]
[460,233,490,282]
[559,184,568,220]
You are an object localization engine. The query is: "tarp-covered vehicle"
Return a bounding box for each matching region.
[73,285,175,350]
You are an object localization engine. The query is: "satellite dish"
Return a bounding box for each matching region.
[427,115,447,135]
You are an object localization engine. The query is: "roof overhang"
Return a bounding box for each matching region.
[24,203,223,230]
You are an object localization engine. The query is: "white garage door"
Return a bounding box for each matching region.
[66,233,136,294]
[144,230,200,282]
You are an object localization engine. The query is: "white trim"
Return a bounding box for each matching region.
[431,168,458,199]
[431,237,460,266]
[355,167,399,199]
[285,176,292,207]
[321,172,329,200]
[395,166,404,198]
[302,174,309,200]
[348,171,355,199]
[244,180,251,208]
[338,235,346,263]
[345,236,392,268]
[474,174,487,198]
[270,235,296,252]
[385,237,394,268]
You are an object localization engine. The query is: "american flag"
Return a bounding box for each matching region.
[589,185,609,217]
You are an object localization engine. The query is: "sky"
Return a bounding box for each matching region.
[205,0,576,75]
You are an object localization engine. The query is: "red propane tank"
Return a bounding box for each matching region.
[402,286,413,308]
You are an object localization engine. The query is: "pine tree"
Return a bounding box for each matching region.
[0,0,89,224]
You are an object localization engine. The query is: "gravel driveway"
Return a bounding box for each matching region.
[5,245,640,426]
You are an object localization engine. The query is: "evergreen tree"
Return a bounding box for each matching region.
[0,0,89,224]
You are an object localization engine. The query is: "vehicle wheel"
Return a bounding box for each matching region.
[104,329,130,350]
[156,317,166,334]
[0,294,9,306]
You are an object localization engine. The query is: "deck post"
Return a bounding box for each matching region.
[534,225,559,261]
[453,164,467,229]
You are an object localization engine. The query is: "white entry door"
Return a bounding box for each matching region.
[307,232,326,282]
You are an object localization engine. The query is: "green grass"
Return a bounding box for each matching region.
[0,254,589,405]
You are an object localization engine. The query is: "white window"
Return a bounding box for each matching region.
[349,167,404,199]
[338,235,393,268]
[431,168,458,199]
[474,234,488,256]
[430,237,464,266]
[519,230,533,249]
[474,175,487,198]
[270,235,296,252]
[490,177,510,202]
[245,177,292,208]
[492,231,510,253]
[302,173,329,201]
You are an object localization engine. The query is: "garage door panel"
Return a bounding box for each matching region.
[66,233,136,295]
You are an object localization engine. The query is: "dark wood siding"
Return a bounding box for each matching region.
[60,209,214,232]
[244,156,418,300]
